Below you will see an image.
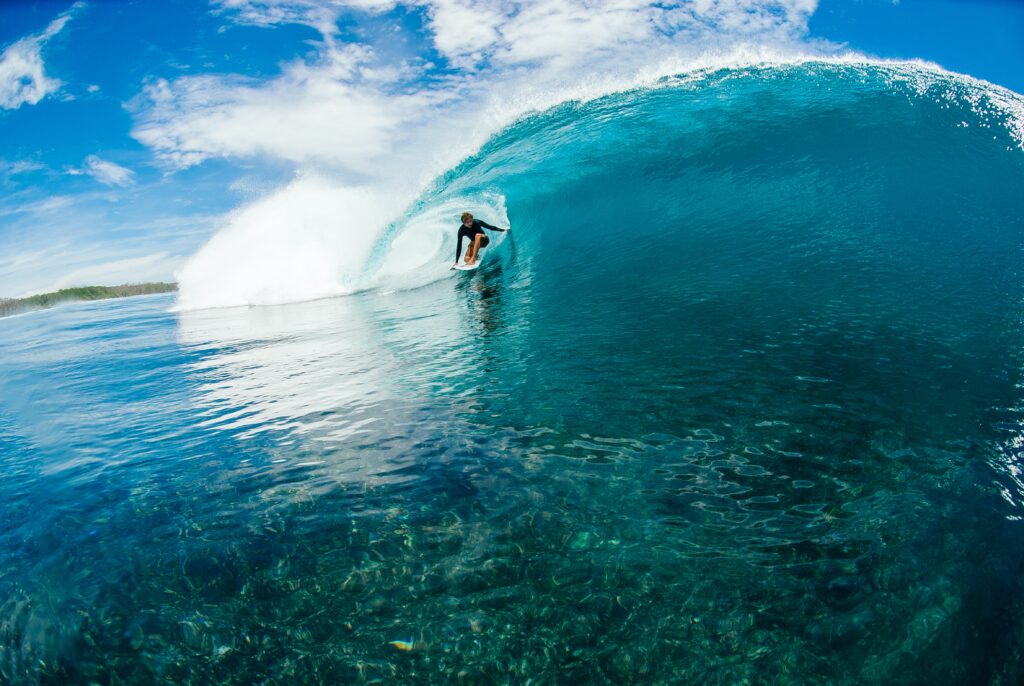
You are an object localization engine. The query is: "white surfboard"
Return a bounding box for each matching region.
[452,261,481,271]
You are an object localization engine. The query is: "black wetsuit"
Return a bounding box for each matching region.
[455,219,505,262]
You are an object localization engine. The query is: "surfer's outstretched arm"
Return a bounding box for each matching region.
[478,219,507,232]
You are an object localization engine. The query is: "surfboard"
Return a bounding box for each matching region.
[453,261,480,271]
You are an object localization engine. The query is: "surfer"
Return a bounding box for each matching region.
[454,212,507,267]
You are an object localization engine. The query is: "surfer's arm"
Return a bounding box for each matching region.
[478,219,507,232]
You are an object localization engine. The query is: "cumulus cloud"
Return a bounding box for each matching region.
[425,0,821,71]
[0,2,84,110]
[67,155,136,186]
[424,0,506,68]
[216,0,819,70]
[130,0,822,180]
[130,44,448,174]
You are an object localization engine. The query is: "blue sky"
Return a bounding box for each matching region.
[1,0,1022,298]
[812,0,1024,95]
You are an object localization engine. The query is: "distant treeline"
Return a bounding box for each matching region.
[0,283,178,318]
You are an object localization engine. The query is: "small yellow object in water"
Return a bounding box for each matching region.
[389,639,415,651]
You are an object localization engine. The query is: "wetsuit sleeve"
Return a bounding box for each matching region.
[478,219,506,232]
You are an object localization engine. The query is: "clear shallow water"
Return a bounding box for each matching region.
[4,64,1024,684]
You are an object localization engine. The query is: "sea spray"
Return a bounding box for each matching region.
[174,175,409,310]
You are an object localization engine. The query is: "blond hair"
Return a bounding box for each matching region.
[461,212,474,222]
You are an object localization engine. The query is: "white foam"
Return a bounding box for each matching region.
[174,175,413,310]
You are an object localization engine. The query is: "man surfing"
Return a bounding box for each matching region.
[454,212,507,268]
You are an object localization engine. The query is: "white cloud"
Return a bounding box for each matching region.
[0,203,220,297]
[424,0,821,70]
[215,0,820,70]
[0,194,77,218]
[0,243,74,296]
[74,155,136,187]
[130,0,823,182]
[130,44,450,174]
[424,0,505,68]
[4,248,181,297]
[0,159,46,176]
[214,0,395,36]
[0,2,84,110]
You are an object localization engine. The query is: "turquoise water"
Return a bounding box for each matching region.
[3,63,1024,683]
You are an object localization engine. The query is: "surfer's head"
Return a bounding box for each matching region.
[461,212,474,227]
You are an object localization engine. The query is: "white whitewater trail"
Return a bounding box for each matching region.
[174,177,405,310]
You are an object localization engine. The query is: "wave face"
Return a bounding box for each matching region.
[382,61,1024,295]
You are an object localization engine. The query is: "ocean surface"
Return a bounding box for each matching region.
[3,62,1024,684]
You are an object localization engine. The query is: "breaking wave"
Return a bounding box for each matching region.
[174,58,1024,311]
